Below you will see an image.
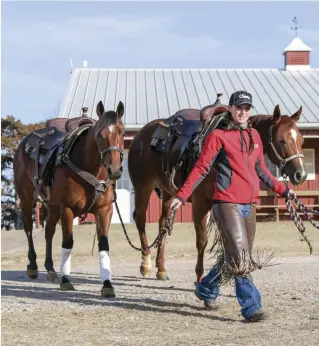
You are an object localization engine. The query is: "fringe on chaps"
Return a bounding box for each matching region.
[207,209,275,285]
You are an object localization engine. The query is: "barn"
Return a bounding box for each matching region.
[57,35,319,224]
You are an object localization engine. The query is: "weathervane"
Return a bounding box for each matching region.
[291,16,301,37]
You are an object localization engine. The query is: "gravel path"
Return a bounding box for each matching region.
[2,222,319,346]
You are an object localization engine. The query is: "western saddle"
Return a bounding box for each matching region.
[150,93,228,191]
[25,110,96,202]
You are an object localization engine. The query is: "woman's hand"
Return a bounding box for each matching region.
[287,189,296,200]
[170,198,183,212]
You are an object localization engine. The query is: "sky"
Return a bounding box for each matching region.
[2,0,319,124]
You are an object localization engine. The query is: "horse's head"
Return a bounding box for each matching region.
[95,100,125,180]
[267,105,306,185]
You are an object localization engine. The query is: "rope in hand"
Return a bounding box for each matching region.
[283,176,318,254]
[116,200,178,252]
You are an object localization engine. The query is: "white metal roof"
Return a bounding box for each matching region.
[59,68,319,130]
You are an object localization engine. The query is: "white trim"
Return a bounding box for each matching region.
[124,124,144,131]
[297,123,319,129]
[125,122,319,131]
[125,134,319,139]
[72,67,319,73]
[285,64,311,71]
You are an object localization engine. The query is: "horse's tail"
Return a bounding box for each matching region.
[132,210,136,222]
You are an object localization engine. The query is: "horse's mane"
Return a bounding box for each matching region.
[250,114,297,129]
[249,114,273,128]
[250,114,272,123]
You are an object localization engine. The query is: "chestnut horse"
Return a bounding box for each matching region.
[13,101,125,297]
[128,104,306,282]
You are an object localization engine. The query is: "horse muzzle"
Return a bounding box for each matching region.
[108,166,123,181]
[288,169,307,186]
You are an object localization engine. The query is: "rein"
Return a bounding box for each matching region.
[62,125,123,221]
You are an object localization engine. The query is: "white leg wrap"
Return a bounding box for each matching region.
[99,250,111,283]
[60,248,72,276]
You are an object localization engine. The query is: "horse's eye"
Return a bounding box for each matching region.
[280,139,286,145]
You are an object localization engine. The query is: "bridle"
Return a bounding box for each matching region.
[96,131,124,167]
[268,125,304,173]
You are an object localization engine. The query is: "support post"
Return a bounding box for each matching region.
[275,207,279,222]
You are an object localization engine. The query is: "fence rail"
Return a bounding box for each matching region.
[257,190,319,221]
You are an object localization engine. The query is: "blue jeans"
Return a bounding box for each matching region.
[196,204,262,319]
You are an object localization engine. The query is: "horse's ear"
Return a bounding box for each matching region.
[291,106,302,122]
[116,101,124,118]
[272,104,281,124]
[96,101,105,118]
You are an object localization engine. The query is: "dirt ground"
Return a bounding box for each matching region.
[1,221,319,346]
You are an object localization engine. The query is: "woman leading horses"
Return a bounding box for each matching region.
[171,90,295,322]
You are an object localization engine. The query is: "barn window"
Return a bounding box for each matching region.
[300,149,315,180]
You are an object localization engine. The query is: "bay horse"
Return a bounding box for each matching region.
[13,101,125,297]
[128,103,306,282]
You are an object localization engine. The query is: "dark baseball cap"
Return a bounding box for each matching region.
[229,91,254,108]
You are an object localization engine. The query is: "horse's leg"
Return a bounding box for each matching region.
[155,191,173,281]
[95,204,116,298]
[44,205,60,282]
[20,199,38,279]
[59,207,75,291]
[192,192,213,283]
[133,183,154,278]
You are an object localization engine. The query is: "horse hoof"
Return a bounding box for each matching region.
[46,271,58,282]
[156,271,169,281]
[27,268,38,279]
[140,265,151,278]
[60,282,75,291]
[101,280,116,298]
[60,276,75,291]
[101,287,116,298]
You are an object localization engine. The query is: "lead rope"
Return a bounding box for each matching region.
[283,175,317,254]
[91,191,178,255]
[113,191,168,252]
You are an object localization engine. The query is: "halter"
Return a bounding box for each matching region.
[268,125,304,172]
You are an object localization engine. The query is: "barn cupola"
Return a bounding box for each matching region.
[283,17,312,70]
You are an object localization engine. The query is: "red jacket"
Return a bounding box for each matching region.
[176,127,288,204]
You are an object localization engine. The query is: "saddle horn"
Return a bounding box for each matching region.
[214,93,223,106]
[200,93,226,124]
